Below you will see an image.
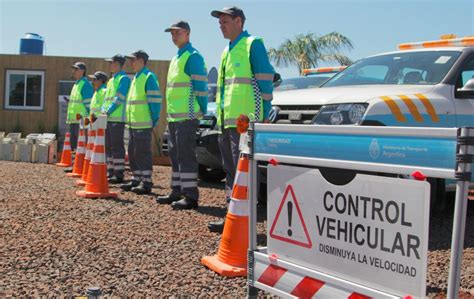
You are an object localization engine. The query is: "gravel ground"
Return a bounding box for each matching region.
[0,160,473,298]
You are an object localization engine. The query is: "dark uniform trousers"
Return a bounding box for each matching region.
[105,122,126,179]
[128,128,153,188]
[67,123,80,151]
[168,119,199,200]
[218,127,241,201]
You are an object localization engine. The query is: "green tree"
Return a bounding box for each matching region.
[268,32,353,74]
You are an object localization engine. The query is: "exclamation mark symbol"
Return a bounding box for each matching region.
[287,201,293,237]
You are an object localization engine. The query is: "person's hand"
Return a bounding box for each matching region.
[263,118,270,124]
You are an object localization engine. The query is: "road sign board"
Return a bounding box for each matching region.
[267,164,430,298]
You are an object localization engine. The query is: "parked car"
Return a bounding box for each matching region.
[189,69,343,181]
[270,66,346,123]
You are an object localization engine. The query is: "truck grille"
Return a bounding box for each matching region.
[271,105,321,124]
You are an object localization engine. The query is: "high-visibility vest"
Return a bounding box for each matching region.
[103,73,128,122]
[90,86,106,116]
[216,35,263,129]
[126,71,156,129]
[166,50,204,122]
[67,78,88,124]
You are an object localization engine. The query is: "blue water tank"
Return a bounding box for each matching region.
[20,33,44,55]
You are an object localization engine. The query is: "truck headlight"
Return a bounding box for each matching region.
[313,103,368,125]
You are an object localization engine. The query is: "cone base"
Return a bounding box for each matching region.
[76,190,118,199]
[201,255,247,277]
[56,163,72,167]
[67,172,82,178]
[75,180,86,186]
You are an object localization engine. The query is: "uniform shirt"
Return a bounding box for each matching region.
[219,30,275,119]
[179,42,208,115]
[133,67,162,126]
[91,83,107,114]
[77,76,94,114]
[105,70,131,115]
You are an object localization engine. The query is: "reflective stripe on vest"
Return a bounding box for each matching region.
[166,50,203,122]
[216,36,263,129]
[90,86,106,116]
[104,73,128,123]
[67,79,88,124]
[126,71,155,129]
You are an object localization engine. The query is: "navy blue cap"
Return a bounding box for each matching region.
[165,20,191,32]
[71,62,86,70]
[211,6,246,21]
[88,71,108,82]
[105,54,126,65]
[126,50,149,62]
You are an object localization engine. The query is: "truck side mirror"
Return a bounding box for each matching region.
[273,73,282,88]
[456,78,474,99]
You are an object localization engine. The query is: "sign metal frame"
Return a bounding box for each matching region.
[247,124,473,299]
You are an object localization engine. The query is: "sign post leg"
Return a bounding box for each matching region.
[447,127,472,299]
[247,123,259,298]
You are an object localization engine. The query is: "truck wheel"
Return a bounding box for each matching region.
[198,165,226,183]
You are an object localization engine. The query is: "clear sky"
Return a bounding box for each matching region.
[1,0,473,79]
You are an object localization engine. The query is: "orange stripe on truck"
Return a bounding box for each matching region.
[398,95,423,122]
[380,96,407,122]
[414,93,440,122]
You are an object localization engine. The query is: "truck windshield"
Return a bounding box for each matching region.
[323,51,461,87]
[275,73,336,91]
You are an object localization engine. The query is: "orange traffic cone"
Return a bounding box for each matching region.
[76,119,95,186]
[201,155,249,277]
[67,125,86,177]
[56,132,73,167]
[77,116,117,199]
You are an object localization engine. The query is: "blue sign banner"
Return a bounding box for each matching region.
[254,131,457,170]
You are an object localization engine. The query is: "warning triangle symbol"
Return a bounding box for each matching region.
[270,184,312,248]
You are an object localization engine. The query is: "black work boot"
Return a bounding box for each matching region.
[208,218,225,233]
[156,194,182,205]
[120,180,140,191]
[171,197,198,210]
[131,182,152,195]
[108,176,124,184]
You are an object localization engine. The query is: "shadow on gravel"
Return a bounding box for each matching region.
[428,195,474,251]
[195,201,268,224]
[198,180,225,189]
[257,233,267,246]
[427,286,446,295]
[197,206,227,218]
[108,197,135,205]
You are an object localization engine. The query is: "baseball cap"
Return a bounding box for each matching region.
[126,50,149,63]
[88,71,108,82]
[211,6,246,21]
[70,62,86,70]
[105,54,126,65]
[164,20,191,32]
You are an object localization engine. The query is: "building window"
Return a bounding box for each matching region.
[5,70,45,110]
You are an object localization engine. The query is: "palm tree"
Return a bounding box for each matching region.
[268,32,353,74]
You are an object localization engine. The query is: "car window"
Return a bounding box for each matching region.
[459,58,474,87]
[323,50,462,87]
[462,71,474,86]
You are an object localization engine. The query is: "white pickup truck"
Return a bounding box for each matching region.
[271,36,474,207]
